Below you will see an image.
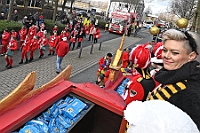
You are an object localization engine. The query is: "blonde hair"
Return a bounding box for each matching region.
[162,29,192,54]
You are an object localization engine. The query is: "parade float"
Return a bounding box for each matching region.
[0,35,132,133]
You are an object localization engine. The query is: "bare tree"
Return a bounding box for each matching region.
[7,0,14,21]
[170,0,197,20]
[53,0,58,23]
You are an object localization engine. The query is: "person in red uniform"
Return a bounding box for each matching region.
[121,48,131,68]
[29,35,39,62]
[4,36,18,69]
[98,52,113,70]
[69,29,78,50]
[93,26,100,43]
[18,26,27,48]
[28,24,37,39]
[19,35,31,64]
[56,37,69,74]
[1,29,10,56]
[48,31,59,55]
[36,29,45,39]
[53,24,58,33]
[38,30,48,58]
[76,28,85,49]
[11,30,18,39]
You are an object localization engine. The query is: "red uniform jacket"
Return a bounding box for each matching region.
[94,28,100,39]
[70,30,78,43]
[7,39,18,51]
[19,28,27,41]
[56,41,69,57]
[28,26,37,39]
[1,31,11,45]
[121,51,129,68]
[38,36,49,48]
[30,38,39,51]
[22,38,31,52]
[49,35,59,47]
[11,32,18,39]
[37,30,44,39]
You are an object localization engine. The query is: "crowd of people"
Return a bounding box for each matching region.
[0,12,101,72]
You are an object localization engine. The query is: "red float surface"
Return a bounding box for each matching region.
[0,74,128,132]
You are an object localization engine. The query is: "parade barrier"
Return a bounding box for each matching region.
[90,44,94,54]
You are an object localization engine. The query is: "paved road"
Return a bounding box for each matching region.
[0,28,152,100]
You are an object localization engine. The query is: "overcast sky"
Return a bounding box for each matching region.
[144,0,171,14]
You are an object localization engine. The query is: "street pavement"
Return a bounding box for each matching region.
[0,30,152,100]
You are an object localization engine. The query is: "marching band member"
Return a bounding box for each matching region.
[4,36,18,69]
[18,26,27,48]
[29,35,39,62]
[28,24,37,39]
[19,35,31,64]
[48,31,59,55]
[38,30,48,58]
[69,29,78,50]
[1,28,10,56]
[93,25,100,43]
[76,28,85,49]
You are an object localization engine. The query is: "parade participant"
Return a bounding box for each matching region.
[76,28,85,49]
[4,36,18,69]
[36,27,45,39]
[11,30,18,39]
[28,24,37,39]
[123,44,156,104]
[104,22,109,32]
[147,29,200,131]
[121,47,131,68]
[1,28,10,56]
[59,30,67,42]
[48,31,59,55]
[18,26,27,48]
[98,52,113,70]
[53,24,58,33]
[39,22,45,31]
[38,30,48,58]
[56,37,69,74]
[29,35,39,62]
[96,73,105,88]
[93,25,100,43]
[19,35,31,64]
[88,24,96,41]
[69,29,78,50]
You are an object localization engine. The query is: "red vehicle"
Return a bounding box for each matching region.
[108,11,138,34]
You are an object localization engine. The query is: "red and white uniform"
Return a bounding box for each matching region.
[19,27,27,47]
[7,39,18,51]
[21,37,31,60]
[28,25,37,39]
[37,30,45,39]
[1,31,11,54]
[49,34,59,47]
[94,28,100,39]
[38,36,49,48]
[11,31,18,39]
[29,37,39,59]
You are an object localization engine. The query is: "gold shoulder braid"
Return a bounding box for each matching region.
[147,80,187,101]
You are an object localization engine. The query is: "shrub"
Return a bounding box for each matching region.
[0,20,22,37]
[98,19,106,29]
